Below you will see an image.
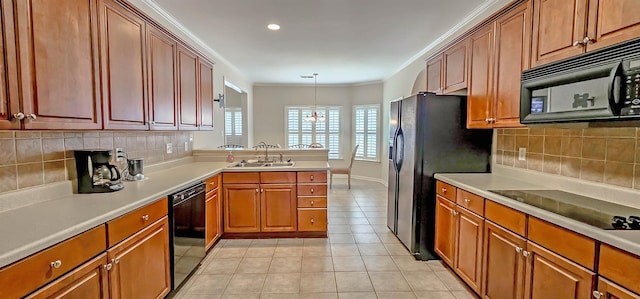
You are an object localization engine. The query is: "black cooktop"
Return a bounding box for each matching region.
[489,189,640,230]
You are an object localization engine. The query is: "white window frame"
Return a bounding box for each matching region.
[285,106,342,159]
[225,107,243,146]
[353,104,380,162]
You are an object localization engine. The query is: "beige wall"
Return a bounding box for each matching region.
[0,131,192,193]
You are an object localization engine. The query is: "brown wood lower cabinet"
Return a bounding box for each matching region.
[434,195,456,266]
[523,242,595,299]
[596,278,640,299]
[482,220,526,299]
[205,186,221,250]
[261,184,297,232]
[223,183,261,233]
[107,216,171,299]
[455,207,484,294]
[25,254,110,299]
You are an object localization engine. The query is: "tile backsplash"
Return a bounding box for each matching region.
[496,128,640,190]
[0,131,193,193]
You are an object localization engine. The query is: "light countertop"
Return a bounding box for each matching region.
[0,160,329,268]
[435,173,640,257]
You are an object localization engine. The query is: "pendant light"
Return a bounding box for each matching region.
[302,73,325,122]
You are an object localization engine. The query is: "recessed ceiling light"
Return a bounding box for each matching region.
[267,24,280,31]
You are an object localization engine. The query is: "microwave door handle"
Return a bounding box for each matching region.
[608,61,623,110]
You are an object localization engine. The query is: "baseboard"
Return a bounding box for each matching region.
[350,175,386,185]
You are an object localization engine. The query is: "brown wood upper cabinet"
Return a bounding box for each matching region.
[147,25,178,131]
[177,45,199,130]
[426,39,469,95]
[531,0,640,67]
[467,1,531,128]
[199,59,214,130]
[100,0,148,130]
[0,0,19,130]
[13,0,103,130]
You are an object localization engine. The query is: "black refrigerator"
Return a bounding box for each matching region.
[387,92,492,260]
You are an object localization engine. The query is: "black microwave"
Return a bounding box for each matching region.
[521,38,640,124]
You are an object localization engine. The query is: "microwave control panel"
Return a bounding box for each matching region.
[621,65,640,116]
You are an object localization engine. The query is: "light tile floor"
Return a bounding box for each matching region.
[172,179,477,299]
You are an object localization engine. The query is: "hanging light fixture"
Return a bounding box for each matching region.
[302,73,325,122]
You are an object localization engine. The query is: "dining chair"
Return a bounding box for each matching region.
[329,144,359,189]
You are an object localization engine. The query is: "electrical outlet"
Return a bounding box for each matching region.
[518,148,526,161]
[115,148,125,161]
[166,143,173,154]
[184,141,189,151]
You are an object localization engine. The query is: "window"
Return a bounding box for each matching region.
[225,108,243,145]
[286,106,341,159]
[353,104,379,161]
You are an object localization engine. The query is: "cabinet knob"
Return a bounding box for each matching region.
[310,200,314,206]
[441,187,447,193]
[104,263,113,271]
[583,37,595,45]
[573,40,584,47]
[522,251,531,257]
[310,188,314,193]
[50,260,62,269]
[142,214,149,221]
[310,218,315,224]
[27,113,37,120]
[261,189,264,193]
[13,112,25,120]
[452,211,458,216]
[256,189,259,193]
[310,175,314,181]
[515,247,522,253]
[593,291,603,299]
[112,258,120,264]
[464,198,470,204]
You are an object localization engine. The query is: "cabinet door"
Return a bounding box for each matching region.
[586,0,640,51]
[223,184,261,233]
[426,56,443,94]
[177,45,199,130]
[467,24,494,129]
[25,254,109,299]
[482,221,527,299]
[531,0,588,67]
[442,39,469,94]
[205,189,220,250]
[199,58,214,130]
[15,0,102,130]
[493,1,530,128]
[100,0,148,130]
[434,195,456,267]
[454,207,484,294]
[261,184,297,232]
[147,25,178,130]
[596,278,640,299]
[0,0,19,130]
[523,242,595,299]
[108,217,171,299]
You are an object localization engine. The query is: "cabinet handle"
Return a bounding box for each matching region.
[583,37,595,45]
[573,40,584,47]
[593,291,603,299]
[142,214,149,221]
[50,260,62,269]
[310,175,314,181]
[441,187,447,193]
[104,263,112,271]
[112,258,120,264]
[27,113,37,120]
[311,200,314,206]
[310,218,315,224]
[13,112,25,120]
[515,247,522,253]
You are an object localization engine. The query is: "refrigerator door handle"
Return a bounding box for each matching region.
[396,128,404,171]
[391,129,399,170]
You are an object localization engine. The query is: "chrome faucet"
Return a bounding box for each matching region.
[256,141,269,162]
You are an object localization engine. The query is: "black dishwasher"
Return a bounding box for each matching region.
[169,182,206,291]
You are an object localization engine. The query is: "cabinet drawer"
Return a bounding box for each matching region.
[204,174,220,193]
[456,189,484,216]
[0,225,106,299]
[528,217,596,270]
[260,171,296,184]
[298,197,327,208]
[223,172,259,184]
[298,184,327,196]
[484,200,526,236]
[297,171,327,183]
[298,209,327,232]
[599,244,640,295]
[107,197,168,247]
[436,181,456,201]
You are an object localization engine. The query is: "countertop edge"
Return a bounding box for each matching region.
[435,173,640,257]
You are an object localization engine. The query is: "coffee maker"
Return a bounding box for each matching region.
[74,150,124,193]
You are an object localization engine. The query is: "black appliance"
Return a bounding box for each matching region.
[73,150,123,193]
[387,93,492,260]
[490,190,640,230]
[169,182,206,291]
[521,38,640,124]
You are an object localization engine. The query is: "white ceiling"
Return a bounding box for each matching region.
[150,0,489,84]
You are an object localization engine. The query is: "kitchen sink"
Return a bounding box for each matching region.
[228,161,295,168]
